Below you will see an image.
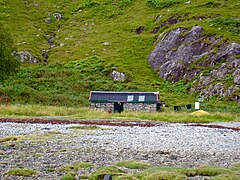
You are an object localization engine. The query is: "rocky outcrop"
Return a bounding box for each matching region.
[148,25,240,103]
[17,51,38,63]
[111,70,126,81]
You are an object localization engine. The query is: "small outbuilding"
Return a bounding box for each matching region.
[89,91,160,112]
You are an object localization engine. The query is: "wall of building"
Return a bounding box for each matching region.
[90,102,157,112]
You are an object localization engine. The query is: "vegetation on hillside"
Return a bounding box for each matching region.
[0,0,239,109]
[0,23,20,81]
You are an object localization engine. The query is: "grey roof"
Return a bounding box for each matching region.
[89,91,159,103]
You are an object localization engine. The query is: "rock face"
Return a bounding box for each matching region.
[148,26,240,103]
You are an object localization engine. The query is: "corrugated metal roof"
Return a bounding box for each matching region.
[89,91,159,103]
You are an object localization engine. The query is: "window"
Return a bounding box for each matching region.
[138,95,145,102]
[127,95,134,102]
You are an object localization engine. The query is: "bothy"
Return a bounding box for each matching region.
[89,91,160,113]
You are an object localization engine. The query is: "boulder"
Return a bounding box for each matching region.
[17,51,38,64]
[111,70,126,81]
[53,13,62,19]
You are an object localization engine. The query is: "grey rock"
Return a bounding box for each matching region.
[53,13,62,19]
[45,17,52,23]
[233,69,240,85]
[103,42,110,46]
[48,36,55,48]
[136,26,144,34]
[17,51,38,63]
[111,70,126,81]
[42,50,48,63]
[148,25,240,103]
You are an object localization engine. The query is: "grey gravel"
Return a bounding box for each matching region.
[0,122,240,179]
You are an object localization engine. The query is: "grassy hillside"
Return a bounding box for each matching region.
[0,0,239,110]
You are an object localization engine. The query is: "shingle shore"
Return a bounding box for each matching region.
[0,122,240,179]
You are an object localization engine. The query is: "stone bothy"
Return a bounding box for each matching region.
[89,91,160,112]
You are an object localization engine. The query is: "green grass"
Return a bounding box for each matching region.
[115,161,153,169]
[0,104,239,123]
[88,166,125,180]
[0,0,240,109]
[58,162,93,173]
[44,168,56,173]
[6,168,37,177]
[0,136,20,143]
[87,164,240,180]
[61,174,76,180]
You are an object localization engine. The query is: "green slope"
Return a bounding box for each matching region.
[0,0,239,109]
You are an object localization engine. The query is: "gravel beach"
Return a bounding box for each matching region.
[0,121,240,179]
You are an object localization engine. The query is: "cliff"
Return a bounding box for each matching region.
[148,25,240,103]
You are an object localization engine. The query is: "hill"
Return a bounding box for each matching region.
[0,0,239,111]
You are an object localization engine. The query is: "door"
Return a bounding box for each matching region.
[114,102,124,113]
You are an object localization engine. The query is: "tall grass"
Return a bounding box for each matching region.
[0,105,238,123]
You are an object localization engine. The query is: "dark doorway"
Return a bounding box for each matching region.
[114,102,124,113]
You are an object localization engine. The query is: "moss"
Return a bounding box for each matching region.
[59,162,93,173]
[142,171,187,180]
[44,168,56,173]
[61,174,76,180]
[79,174,89,179]
[34,153,44,157]
[233,163,240,167]
[45,131,62,135]
[136,166,190,180]
[235,54,240,59]
[115,161,153,170]
[88,166,125,180]
[6,168,37,176]
[0,136,19,143]
[211,174,240,180]
[195,166,232,176]
[115,174,138,180]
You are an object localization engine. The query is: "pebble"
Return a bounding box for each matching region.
[0,122,240,179]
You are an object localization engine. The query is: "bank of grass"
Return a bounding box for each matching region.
[0,104,239,123]
[115,161,153,170]
[88,164,240,180]
[6,168,37,177]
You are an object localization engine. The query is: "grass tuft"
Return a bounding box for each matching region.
[88,166,125,180]
[0,136,19,143]
[115,161,153,169]
[6,168,37,177]
[59,162,93,173]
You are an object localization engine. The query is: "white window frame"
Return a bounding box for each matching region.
[138,95,145,102]
[127,95,134,102]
